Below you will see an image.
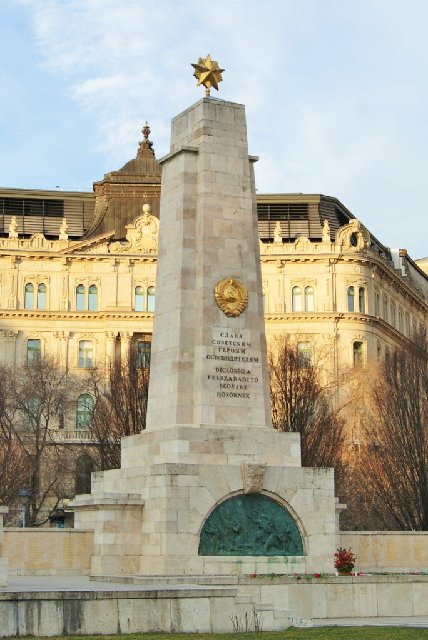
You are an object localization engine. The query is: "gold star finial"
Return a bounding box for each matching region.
[191,54,224,96]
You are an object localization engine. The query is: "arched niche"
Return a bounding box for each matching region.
[199,494,304,556]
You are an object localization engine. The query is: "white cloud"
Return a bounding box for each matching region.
[8,0,428,257]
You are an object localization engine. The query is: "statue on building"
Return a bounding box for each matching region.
[322,219,331,243]
[273,221,283,244]
[59,217,69,241]
[8,216,18,239]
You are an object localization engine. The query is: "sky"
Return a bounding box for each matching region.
[0,0,427,259]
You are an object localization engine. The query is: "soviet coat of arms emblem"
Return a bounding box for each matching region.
[214,277,248,317]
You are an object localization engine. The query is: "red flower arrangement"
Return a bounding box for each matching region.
[334,547,357,575]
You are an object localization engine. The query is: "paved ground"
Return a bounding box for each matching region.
[2,576,428,628]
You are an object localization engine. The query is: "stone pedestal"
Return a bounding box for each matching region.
[0,506,8,586]
[73,98,337,577]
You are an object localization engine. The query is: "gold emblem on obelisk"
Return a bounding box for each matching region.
[191,54,224,96]
[214,277,248,317]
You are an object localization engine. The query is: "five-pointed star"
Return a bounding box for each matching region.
[192,54,225,94]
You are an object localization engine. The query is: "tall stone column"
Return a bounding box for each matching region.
[105,331,117,369]
[120,331,131,365]
[146,98,272,433]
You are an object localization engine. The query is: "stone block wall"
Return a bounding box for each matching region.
[0,507,8,586]
[340,531,428,572]
[3,528,93,576]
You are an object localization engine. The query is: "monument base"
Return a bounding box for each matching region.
[73,427,337,577]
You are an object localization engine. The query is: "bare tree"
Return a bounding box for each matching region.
[361,332,428,530]
[0,358,78,526]
[268,335,344,470]
[89,353,149,470]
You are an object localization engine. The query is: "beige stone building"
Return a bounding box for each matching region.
[0,126,427,512]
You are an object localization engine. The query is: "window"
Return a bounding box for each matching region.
[398,309,403,333]
[137,337,152,369]
[78,340,93,368]
[135,286,144,312]
[37,283,46,310]
[375,290,380,316]
[391,303,396,328]
[88,285,98,311]
[27,339,41,366]
[383,297,388,322]
[147,286,156,312]
[406,314,410,337]
[292,286,302,312]
[353,341,364,367]
[304,286,314,312]
[76,284,85,311]
[76,284,98,311]
[347,286,355,312]
[24,283,34,309]
[297,342,311,368]
[76,394,94,429]
[75,454,94,494]
[358,287,365,313]
[24,395,41,428]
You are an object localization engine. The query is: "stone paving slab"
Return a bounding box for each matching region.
[1,575,234,595]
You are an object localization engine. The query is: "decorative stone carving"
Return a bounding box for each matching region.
[199,494,304,556]
[214,277,248,317]
[294,235,312,252]
[109,204,159,254]
[336,219,370,252]
[242,462,266,494]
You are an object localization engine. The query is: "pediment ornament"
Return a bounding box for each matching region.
[109,204,159,254]
[294,235,312,252]
[336,219,370,252]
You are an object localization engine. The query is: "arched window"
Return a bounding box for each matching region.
[76,284,85,311]
[292,286,302,312]
[27,339,41,366]
[88,285,98,311]
[76,394,94,429]
[75,454,94,494]
[358,287,365,313]
[304,286,314,312]
[24,283,34,309]
[37,283,46,310]
[353,341,364,367]
[134,286,144,312]
[347,286,355,312]
[78,340,93,368]
[147,286,156,312]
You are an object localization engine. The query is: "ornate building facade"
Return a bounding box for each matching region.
[0,127,427,516]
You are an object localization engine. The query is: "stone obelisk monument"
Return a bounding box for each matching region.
[73,58,336,577]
